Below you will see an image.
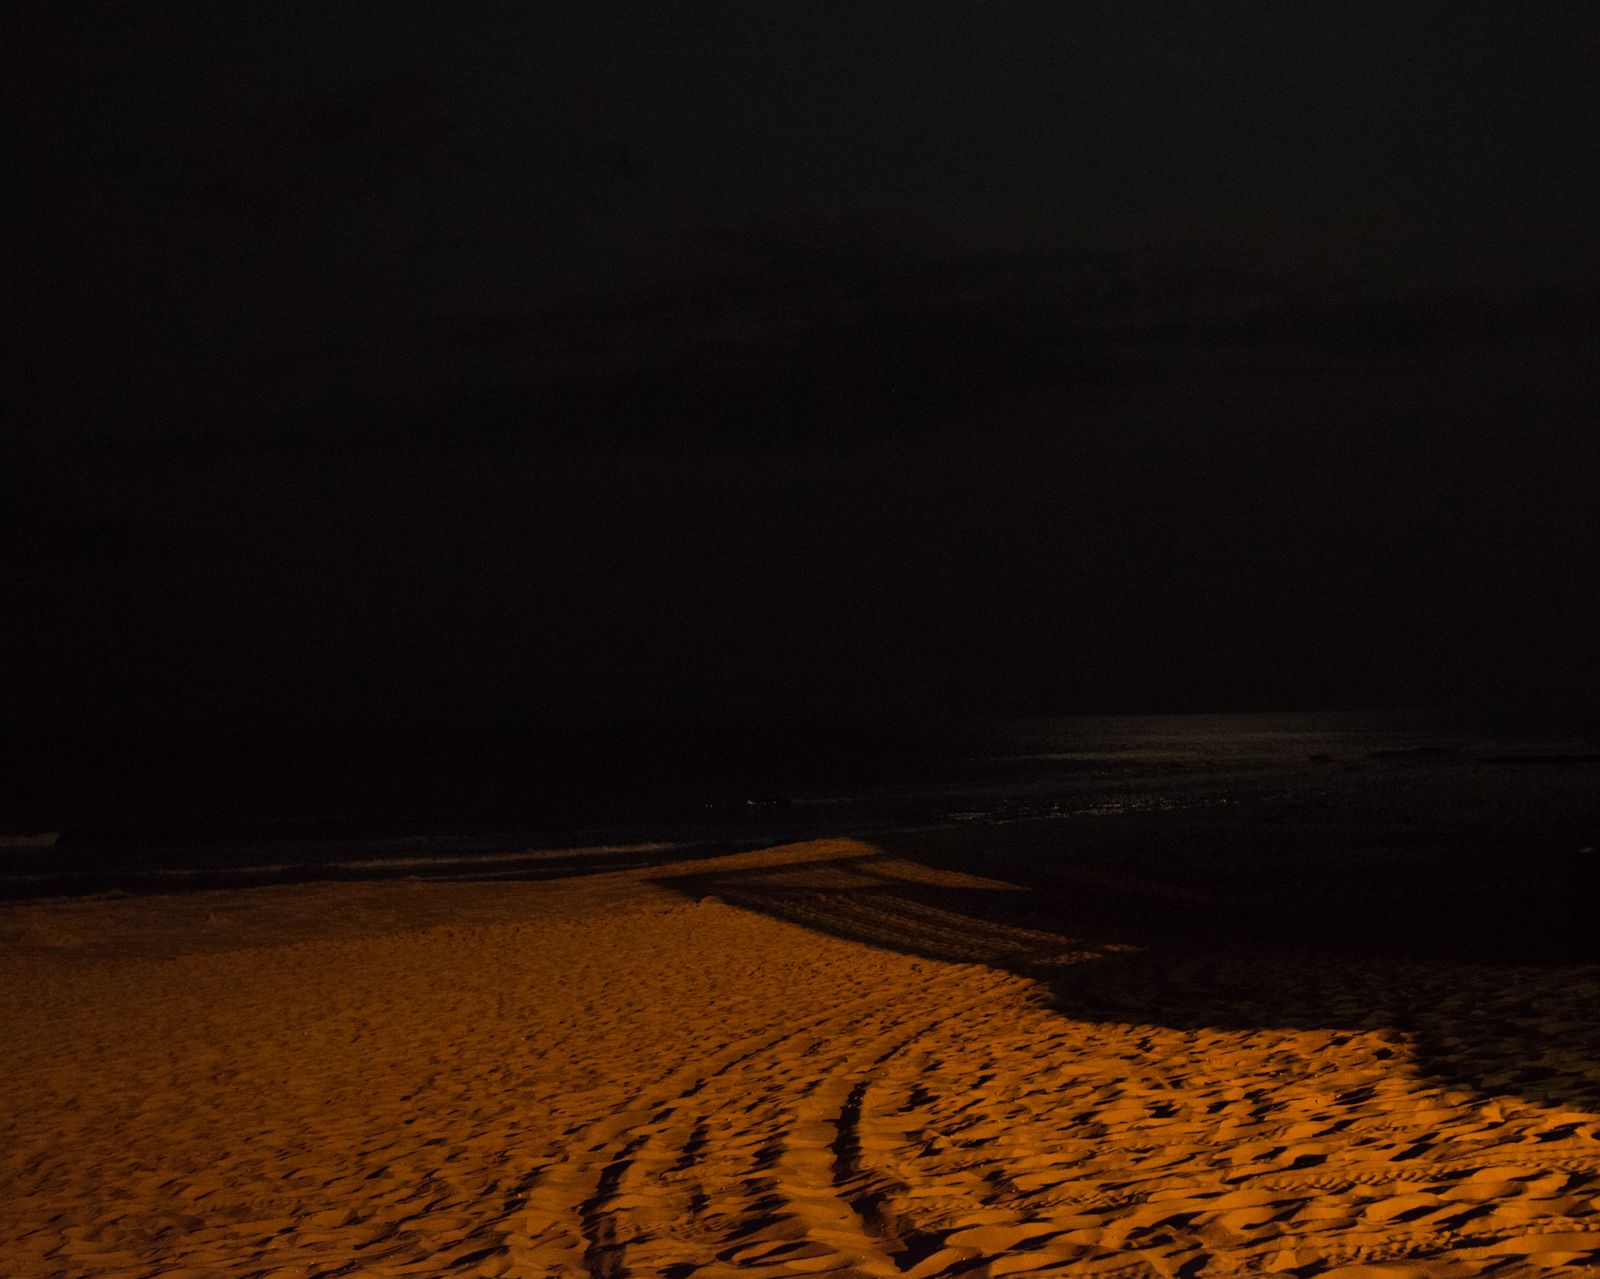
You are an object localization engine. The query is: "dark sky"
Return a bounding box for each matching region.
[6,1,1599,731]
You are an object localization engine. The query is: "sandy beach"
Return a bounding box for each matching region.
[6,834,1600,1278]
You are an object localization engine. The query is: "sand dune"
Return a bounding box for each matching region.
[5,838,1600,1276]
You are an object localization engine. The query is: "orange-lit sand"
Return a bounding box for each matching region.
[6,838,1600,1277]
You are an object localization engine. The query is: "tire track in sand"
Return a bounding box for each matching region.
[515,953,1008,1278]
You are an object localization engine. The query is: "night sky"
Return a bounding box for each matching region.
[7,1,1599,733]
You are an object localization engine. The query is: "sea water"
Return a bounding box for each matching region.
[2,711,1595,899]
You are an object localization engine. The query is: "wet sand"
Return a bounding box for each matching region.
[6,836,1600,1277]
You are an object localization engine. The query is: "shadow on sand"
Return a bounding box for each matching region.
[651,824,1600,1115]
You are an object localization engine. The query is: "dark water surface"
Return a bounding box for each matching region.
[2,712,1596,901]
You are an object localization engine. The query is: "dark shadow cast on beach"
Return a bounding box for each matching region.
[650,815,1600,1116]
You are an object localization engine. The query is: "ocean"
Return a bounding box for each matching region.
[2,711,1596,900]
